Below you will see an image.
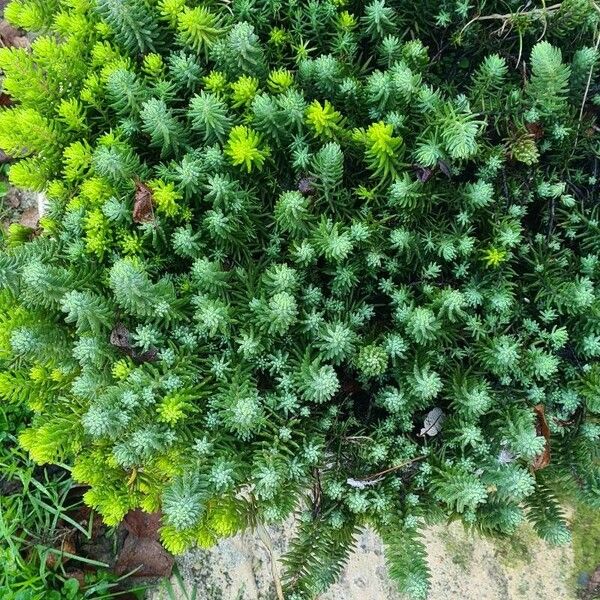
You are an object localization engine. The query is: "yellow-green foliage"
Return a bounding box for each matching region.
[0,2,599,600]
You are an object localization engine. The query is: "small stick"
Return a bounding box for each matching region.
[578,26,600,124]
[362,455,427,481]
[459,3,562,38]
[256,523,285,600]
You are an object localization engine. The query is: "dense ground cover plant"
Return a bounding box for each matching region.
[0,237,145,598]
[0,368,132,600]
[0,0,600,597]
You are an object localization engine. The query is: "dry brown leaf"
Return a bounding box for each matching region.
[44,535,77,570]
[114,535,174,578]
[110,323,133,353]
[64,569,86,589]
[0,20,29,48]
[19,206,39,229]
[110,323,158,364]
[132,181,154,223]
[525,121,544,141]
[532,404,551,470]
[114,510,173,578]
[123,509,162,540]
[6,190,20,208]
[133,347,158,364]
[0,92,12,108]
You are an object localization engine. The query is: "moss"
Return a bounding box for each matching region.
[440,528,475,572]
[493,524,538,569]
[571,501,600,588]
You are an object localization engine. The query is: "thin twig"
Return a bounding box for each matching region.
[538,0,549,40]
[547,197,556,239]
[578,25,600,124]
[516,32,524,68]
[459,3,562,38]
[472,3,562,21]
[362,455,427,481]
[343,435,375,443]
[256,523,285,600]
[570,3,600,160]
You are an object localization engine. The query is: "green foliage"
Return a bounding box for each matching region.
[95,0,160,55]
[0,285,142,598]
[571,500,600,587]
[380,523,430,600]
[528,41,571,115]
[225,125,269,172]
[0,438,144,599]
[525,480,572,545]
[1,0,600,598]
[282,511,358,598]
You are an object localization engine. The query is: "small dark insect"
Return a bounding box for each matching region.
[133,180,154,223]
[298,176,316,196]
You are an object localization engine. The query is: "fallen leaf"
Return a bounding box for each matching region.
[525,121,544,141]
[0,92,12,108]
[44,535,76,570]
[115,510,172,578]
[132,181,154,223]
[110,323,158,364]
[0,20,29,48]
[6,191,20,208]
[45,551,59,570]
[297,176,315,196]
[415,166,433,183]
[114,535,174,578]
[418,407,445,437]
[19,206,39,229]
[133,347,158,364]
[110,323,133,353]
[532,404,551,470]
[346,476,385,489]
[64,570,86,589]
[61,536,77,557]
[123,510,162,540]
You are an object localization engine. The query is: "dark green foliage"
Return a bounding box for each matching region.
[380,523,430,600]
[282,510,358,599]
[1,0,600,598]
[525,479,572,545]
[95,0,160,55]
